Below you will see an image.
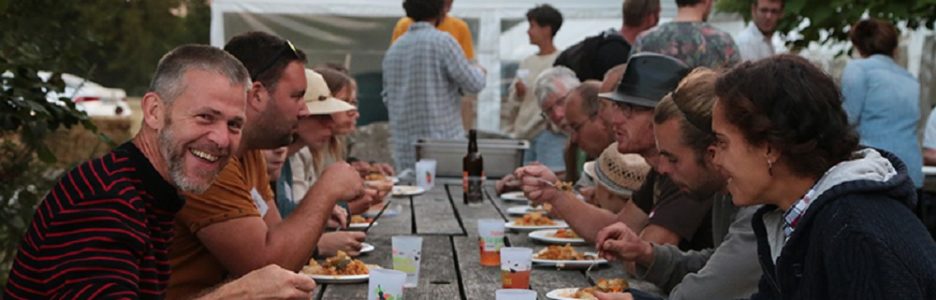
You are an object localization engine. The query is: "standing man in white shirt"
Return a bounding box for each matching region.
[735,0,784,61]
[504,4,567,172]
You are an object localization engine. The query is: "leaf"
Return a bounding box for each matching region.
[35,144,55,163]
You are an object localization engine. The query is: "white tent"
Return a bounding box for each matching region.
[210,0,678,131]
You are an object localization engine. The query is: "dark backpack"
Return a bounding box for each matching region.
[554,29,632,81]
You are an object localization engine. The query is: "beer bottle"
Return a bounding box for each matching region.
[463,129,484,205]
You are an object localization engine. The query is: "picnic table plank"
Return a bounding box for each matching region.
[411,235,461,299]
[452,236,505,300]
[448,184,508,236]
[367,198,413,236]
[412,186,464,235]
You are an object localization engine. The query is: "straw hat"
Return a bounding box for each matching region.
[304,69,356,115]
[583,143,650,197]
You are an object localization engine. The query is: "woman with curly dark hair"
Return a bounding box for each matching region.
[711,54,936,299]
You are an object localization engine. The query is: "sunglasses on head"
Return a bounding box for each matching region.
[251,40,299,80]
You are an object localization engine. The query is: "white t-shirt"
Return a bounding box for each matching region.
[735,23,776,62]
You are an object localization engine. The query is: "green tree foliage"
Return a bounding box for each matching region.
[717,0,936,50]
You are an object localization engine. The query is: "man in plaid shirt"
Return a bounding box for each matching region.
[382,0,486,171]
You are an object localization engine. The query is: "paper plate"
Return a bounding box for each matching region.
[505,220,568,231]
[392,185,425,196]
[532,252,606,269]
[306,264,381,284]
[500,191,529,202]
[506,205,548,216]
[546,288,586,300]
[528,229,586,244]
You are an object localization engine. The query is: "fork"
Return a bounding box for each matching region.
[585,256,598,281]
[533,177,556,188]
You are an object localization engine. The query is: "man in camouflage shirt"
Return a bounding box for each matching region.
[633,0,740,69]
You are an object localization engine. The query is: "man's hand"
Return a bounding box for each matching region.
[514,164,561,205]
[594,291,634,300]
[201,265,315,299]
[327,205,349,229]
[514,80,527,98]
[495,174,522,195]
[317,231,366,257]
[595,222,654,266]
[347,188,378,215]
[350,160,372,177]
[318,162,364,201]
[372,162,395,176]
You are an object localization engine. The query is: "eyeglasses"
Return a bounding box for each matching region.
[539,95,567,121]
[612,101,652,119]
[250,40,300,80]
[565,119,586,134]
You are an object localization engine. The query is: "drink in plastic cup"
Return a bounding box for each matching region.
[392,235,423,288]
[477,219,505,266]
[415,159,437,191]
[515,68,531,85]
[495,289,537,300]
[500,247,532,289]
[368,269,407,300]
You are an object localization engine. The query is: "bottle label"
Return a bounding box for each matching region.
[466,175,484,203]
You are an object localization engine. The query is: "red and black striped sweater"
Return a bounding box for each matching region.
[4,142,184,299]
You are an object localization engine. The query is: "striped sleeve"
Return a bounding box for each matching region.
[5,157,149,299]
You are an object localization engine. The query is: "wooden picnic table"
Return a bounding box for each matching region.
[312,180,661,300]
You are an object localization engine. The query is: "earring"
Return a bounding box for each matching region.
[766,158,774,176]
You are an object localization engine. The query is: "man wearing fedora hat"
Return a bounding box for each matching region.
[594,68,763,300]
[168,32,371,298]
[517,53,713,252]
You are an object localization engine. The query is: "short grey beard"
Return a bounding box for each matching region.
[159,120,212,194]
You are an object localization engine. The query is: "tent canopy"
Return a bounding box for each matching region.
[211,0,678,130]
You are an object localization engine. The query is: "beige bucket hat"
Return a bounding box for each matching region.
[304,69,356,115]
[583,143,651,197]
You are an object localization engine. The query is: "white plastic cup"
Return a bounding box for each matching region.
[392,235,423,287]
[500,247,533,289]
[367,269,407,300]
[415,159,437,191]
[495,288,537,300]
[515,68,531,85]
[477,219,506,266]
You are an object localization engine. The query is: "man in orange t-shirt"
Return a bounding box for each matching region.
[390,0,474,60]
[168,31,370,299]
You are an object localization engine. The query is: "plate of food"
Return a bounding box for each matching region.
[528,229,586,244]
[506,204,552,216]
[532,244,606,268]
[392,185,425,197]
[348,215,376,230]
[546,278,629,299]
[500,191,529,202]
[301,251,379,283]
[505,213,568,231]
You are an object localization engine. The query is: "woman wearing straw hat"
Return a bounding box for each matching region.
[582,144,651,223]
